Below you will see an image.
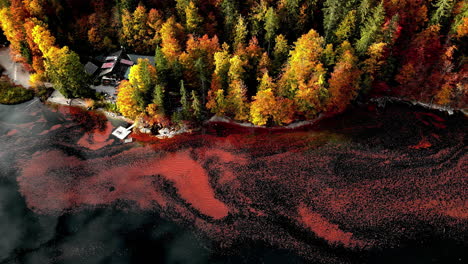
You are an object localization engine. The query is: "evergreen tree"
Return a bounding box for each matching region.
[272,34,289,75]
[357,0,374,24]
[176,0,191,21]
[335,10,357,43]
[153,84,165,115]
[191,90,202,120]
[451,1,467,37]
[220,0,239,41]
[155,46,169,85]
[185,1,203,34]
[323,0,358,41]
[430,0,455,26]
[234,15,248,50]
[356,2,385,54]
[264,7,279,51]
[116,0,136,13]
[180,80,190,119]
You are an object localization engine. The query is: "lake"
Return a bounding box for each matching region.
[0,99,466,263]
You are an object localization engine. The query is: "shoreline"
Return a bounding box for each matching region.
[40,94,467,141]
[369,96,467,116]
[46,92,133,124]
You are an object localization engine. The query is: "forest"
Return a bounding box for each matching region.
[0,0,466,126]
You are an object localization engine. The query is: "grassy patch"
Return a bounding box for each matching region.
[0,78,34,105]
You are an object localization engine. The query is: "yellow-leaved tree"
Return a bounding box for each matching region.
[117,80,142,119]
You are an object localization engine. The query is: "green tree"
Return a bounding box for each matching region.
[44,46,89,98]
[117,0,136,13]
[220,0,239,41]
[153,84,165,115]
[264,7,279,51]
[430,0,455,26]
[176,0,190,20]
[180,80,190,119]
[451,1,467,36]
[155,46,170,85]
[191,90,202,120]
[335,10,357,43]
[357,0,374,24]
[272,34,289,75]
[356,2,385,54]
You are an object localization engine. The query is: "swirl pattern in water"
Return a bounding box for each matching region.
[0,100,466,263]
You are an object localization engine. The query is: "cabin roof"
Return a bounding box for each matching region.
[84,62,98,75]
[127,54,155,66]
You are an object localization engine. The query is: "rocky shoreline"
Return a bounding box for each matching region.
[370,96,467,116]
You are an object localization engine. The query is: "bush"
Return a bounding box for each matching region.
[0,79,34,105]
[35,86,53,101]
[103,102,119,113]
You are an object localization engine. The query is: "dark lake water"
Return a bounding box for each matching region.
[0,99,466,264]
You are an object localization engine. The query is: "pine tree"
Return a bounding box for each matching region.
[357,0,374,24]
[117,0,136,13]
[234,16,248,50]
[335,10,357,43]
[272,34,289,75]
[175,0,191,21]
[264,7,279,51]
[180,80,190,119]
[220,0,239,41]
[451,1,467,37]
[356,2,385,54]
[191,90,202,120]
[185,1,203,34]
[430,0,455,26]
[153,84,165,115]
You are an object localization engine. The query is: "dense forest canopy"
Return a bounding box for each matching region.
[0,0,466,126]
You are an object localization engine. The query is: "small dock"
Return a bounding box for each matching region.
[112,124,135,140]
